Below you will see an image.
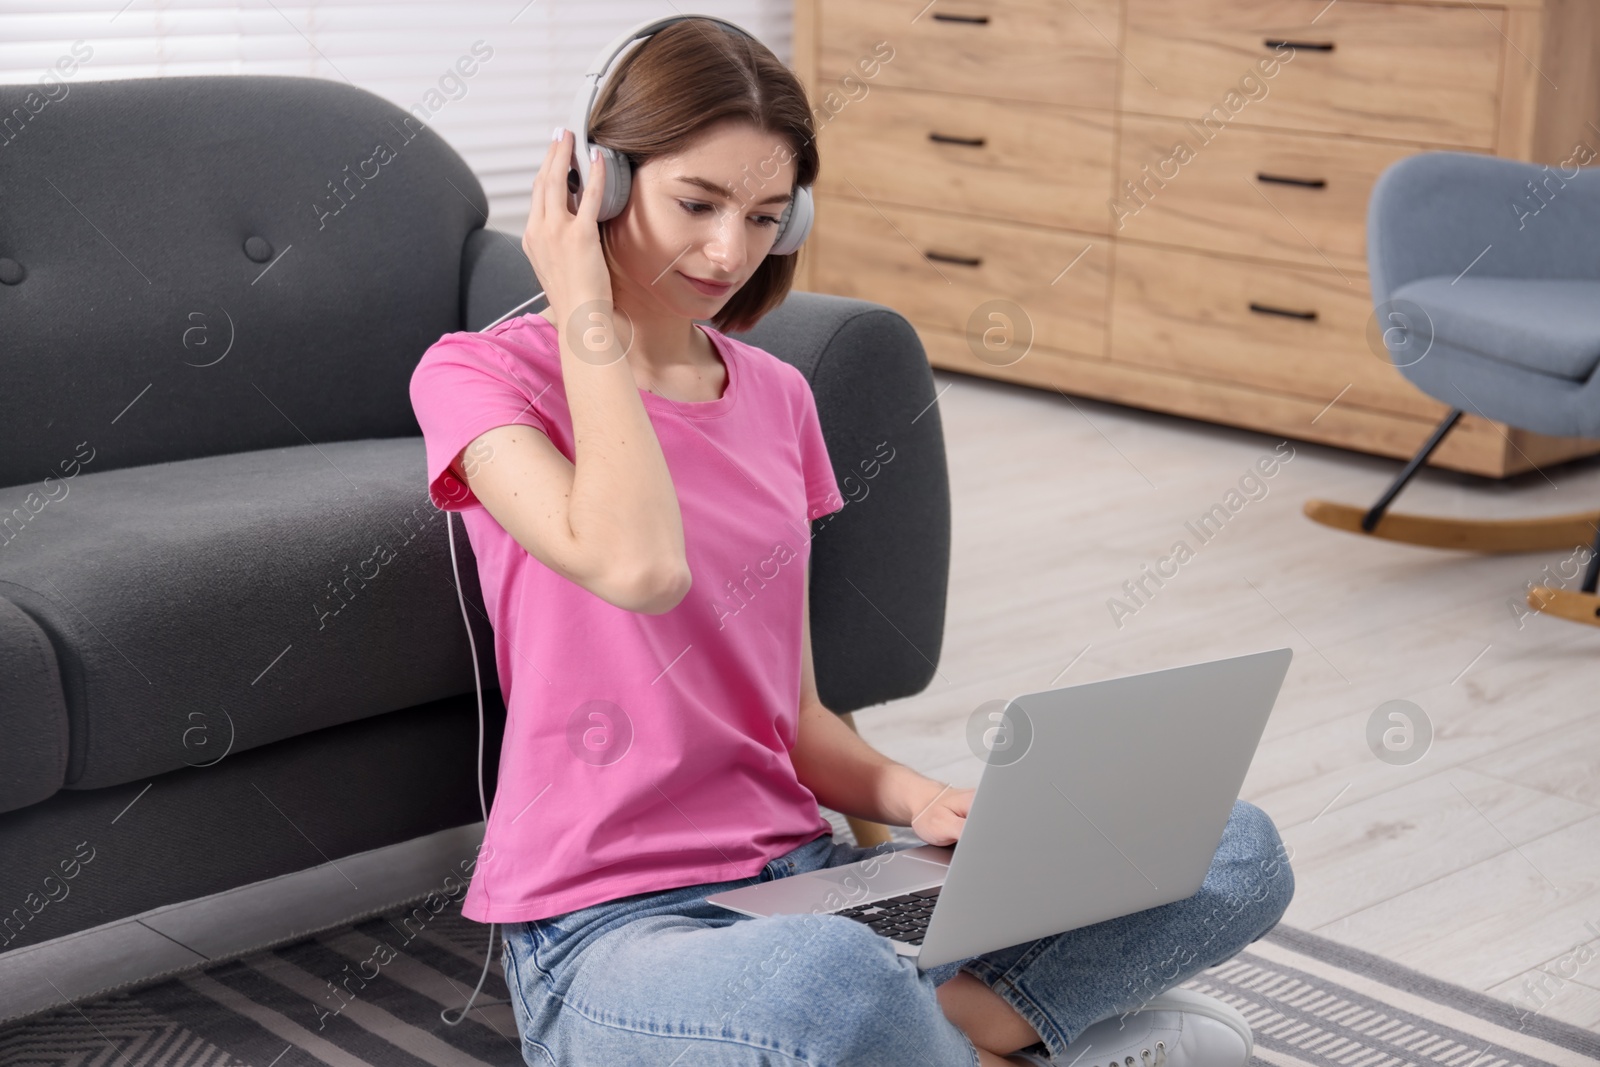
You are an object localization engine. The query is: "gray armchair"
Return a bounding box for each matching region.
[1304,150,1600,625]
[0,73,950,957]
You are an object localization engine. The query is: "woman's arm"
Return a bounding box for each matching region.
[451,424,684,613]
[456,129,690,614]
[790,563,972,843]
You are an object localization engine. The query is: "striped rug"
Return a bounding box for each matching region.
[1189,928,1598,1067]
[2,904,1594,1067]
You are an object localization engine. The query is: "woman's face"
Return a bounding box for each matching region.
[602,118,798,321]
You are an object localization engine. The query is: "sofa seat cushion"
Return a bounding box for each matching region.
[0,438,494,790]
[1390,276,1600,382]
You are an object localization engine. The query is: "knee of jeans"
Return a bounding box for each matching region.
[808,920,929,1059]
[1229,800,1295,934]
[726,915,912,1055]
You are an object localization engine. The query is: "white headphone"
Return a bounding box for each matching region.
[565,13,815,257]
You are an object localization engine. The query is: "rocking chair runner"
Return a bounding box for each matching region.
[1304,151,1600,626]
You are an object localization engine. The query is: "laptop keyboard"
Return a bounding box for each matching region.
[833,885,941,945]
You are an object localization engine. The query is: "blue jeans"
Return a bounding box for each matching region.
[501,799,1294,1066]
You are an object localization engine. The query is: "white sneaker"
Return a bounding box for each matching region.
[1008,988,1252,1067]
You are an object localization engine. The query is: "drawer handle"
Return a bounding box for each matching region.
[925,250,983,267]
[1264,39,1335,51]
[1249,302,1318,322]
[1257,172,1327,189]
[932,12,990,24]
[928,132,986,148]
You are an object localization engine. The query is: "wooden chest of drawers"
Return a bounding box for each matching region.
[793,0,1600,477]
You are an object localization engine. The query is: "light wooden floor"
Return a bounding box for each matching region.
[850,368,1600,1032]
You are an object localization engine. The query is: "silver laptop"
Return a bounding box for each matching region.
[705,647,1292,971]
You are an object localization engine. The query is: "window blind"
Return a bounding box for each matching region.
[0,0,793,230]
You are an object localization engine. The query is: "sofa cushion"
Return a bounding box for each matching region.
[0,595,70,813]
[0,438,494,790]
[1390,276,1600,382]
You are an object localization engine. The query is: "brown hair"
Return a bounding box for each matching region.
[587,19,819,333]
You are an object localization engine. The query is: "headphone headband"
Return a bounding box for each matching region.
[568,14,755,197]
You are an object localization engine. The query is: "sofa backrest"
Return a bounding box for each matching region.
[0,74,488,490]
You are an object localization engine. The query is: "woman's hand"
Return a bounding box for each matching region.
[907,780,975,847]
[521,127,614,335]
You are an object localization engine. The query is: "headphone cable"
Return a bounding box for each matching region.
[440,287,547,1026]
[441,508,500,1025]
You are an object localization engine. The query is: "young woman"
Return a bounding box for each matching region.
[409,18,1294,1067]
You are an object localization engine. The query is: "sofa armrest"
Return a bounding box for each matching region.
[460,226,541,332]
[1368,150,1600,306]
[0,589,69,813]
[730,291,951,715]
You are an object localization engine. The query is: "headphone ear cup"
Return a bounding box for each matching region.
[769,184,813,257]
[591,144,631,221]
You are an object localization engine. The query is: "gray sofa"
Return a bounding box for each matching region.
[0,74,951,954]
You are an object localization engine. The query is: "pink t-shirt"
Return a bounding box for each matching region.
[409,312,846,923]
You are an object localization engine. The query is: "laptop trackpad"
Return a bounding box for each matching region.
[704,851,949,918]
[811,854,947,901]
